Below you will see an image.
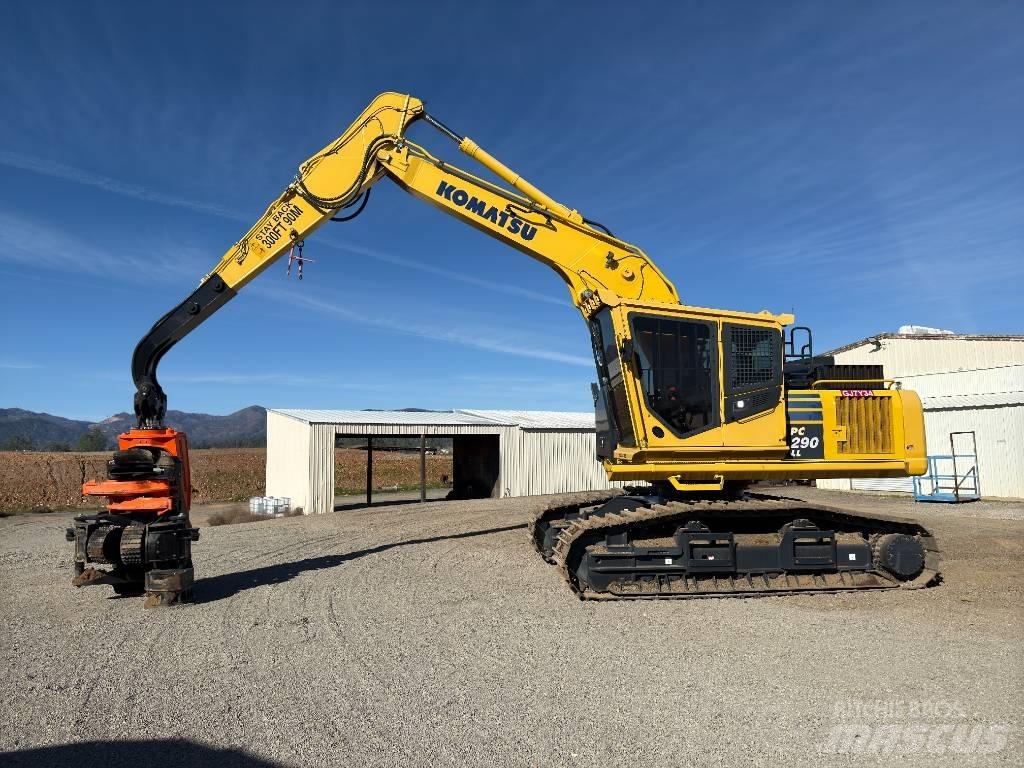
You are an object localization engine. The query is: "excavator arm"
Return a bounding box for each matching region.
[132,93,422,426]
[132,91,678,428]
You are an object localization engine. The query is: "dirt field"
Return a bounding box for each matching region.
[0,448,452,513]
[0,488,1021,767]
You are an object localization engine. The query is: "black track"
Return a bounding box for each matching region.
[530,493,940,599]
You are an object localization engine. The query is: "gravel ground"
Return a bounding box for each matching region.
[1,488,1021,767]
[191,488,451,527]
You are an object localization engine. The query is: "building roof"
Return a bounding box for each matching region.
[269,409,512,426]
[460,409,597,429]
[268,408,597,429]
[922,392,1024,410]
[825,333,1024,357]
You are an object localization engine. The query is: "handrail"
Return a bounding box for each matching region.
[809,379,897,389]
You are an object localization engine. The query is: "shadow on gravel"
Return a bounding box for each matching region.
[1,739,283,768]
[194,522,526,604]
[333,494,447,513]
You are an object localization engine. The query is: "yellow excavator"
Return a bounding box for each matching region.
[69,92,938,606]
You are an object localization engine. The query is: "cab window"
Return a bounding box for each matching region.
[630,315,718,438]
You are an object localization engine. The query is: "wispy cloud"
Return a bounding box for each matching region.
[90,368,592,408]
[159,372,327,386]
[0,207,585,369]
[0,151,566,306]
[318,239,565,306]
[134,370,384,390]
[0,360,41,370]
[0,211,151,277]
[88,368,347,389]
[0,150,249,221]
[0,210,199,281]
[268,289,592,367]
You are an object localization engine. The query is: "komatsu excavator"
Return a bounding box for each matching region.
[69,92,939,606]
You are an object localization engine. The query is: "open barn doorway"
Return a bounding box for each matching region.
[451,435,500,499]
[332,433,499,506]
[333,433,455,510]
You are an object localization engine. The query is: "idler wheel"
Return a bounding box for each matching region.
[874,533,924,580]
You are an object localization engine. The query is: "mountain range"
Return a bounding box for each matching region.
[0,406,267,449]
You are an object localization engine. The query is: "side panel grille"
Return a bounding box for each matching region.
[835,396,893,454]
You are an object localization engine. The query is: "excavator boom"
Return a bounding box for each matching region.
[69,92,938,606]
[131,92,679,426]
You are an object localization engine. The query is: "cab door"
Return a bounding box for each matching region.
[719,322,787,451]
[625,311,725,450]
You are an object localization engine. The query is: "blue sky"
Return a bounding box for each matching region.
[1,1,1020,421]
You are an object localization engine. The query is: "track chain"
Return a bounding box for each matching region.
[540,494,940,600]
[527,489,623,561]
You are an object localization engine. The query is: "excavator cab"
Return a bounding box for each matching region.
[587,299,927,493]
[591,302,786,468]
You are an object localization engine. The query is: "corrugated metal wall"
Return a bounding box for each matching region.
[818,475,916,493]
[817,337,1024,498]
[308,424,337,516]
[851,477,915,492]
[825,337,1023,399]
[500,429,621,497]
[265,411,313,512]
[266,413,622,515]
[817,400,1024,499]
[828,405,1024,498]
[331,424,506,437]
[921,405,1023,498]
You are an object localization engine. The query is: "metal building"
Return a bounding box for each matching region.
[815,331,1024,498]
[265,408,619,515]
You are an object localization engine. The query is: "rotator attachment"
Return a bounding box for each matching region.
[70,427,199,607]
